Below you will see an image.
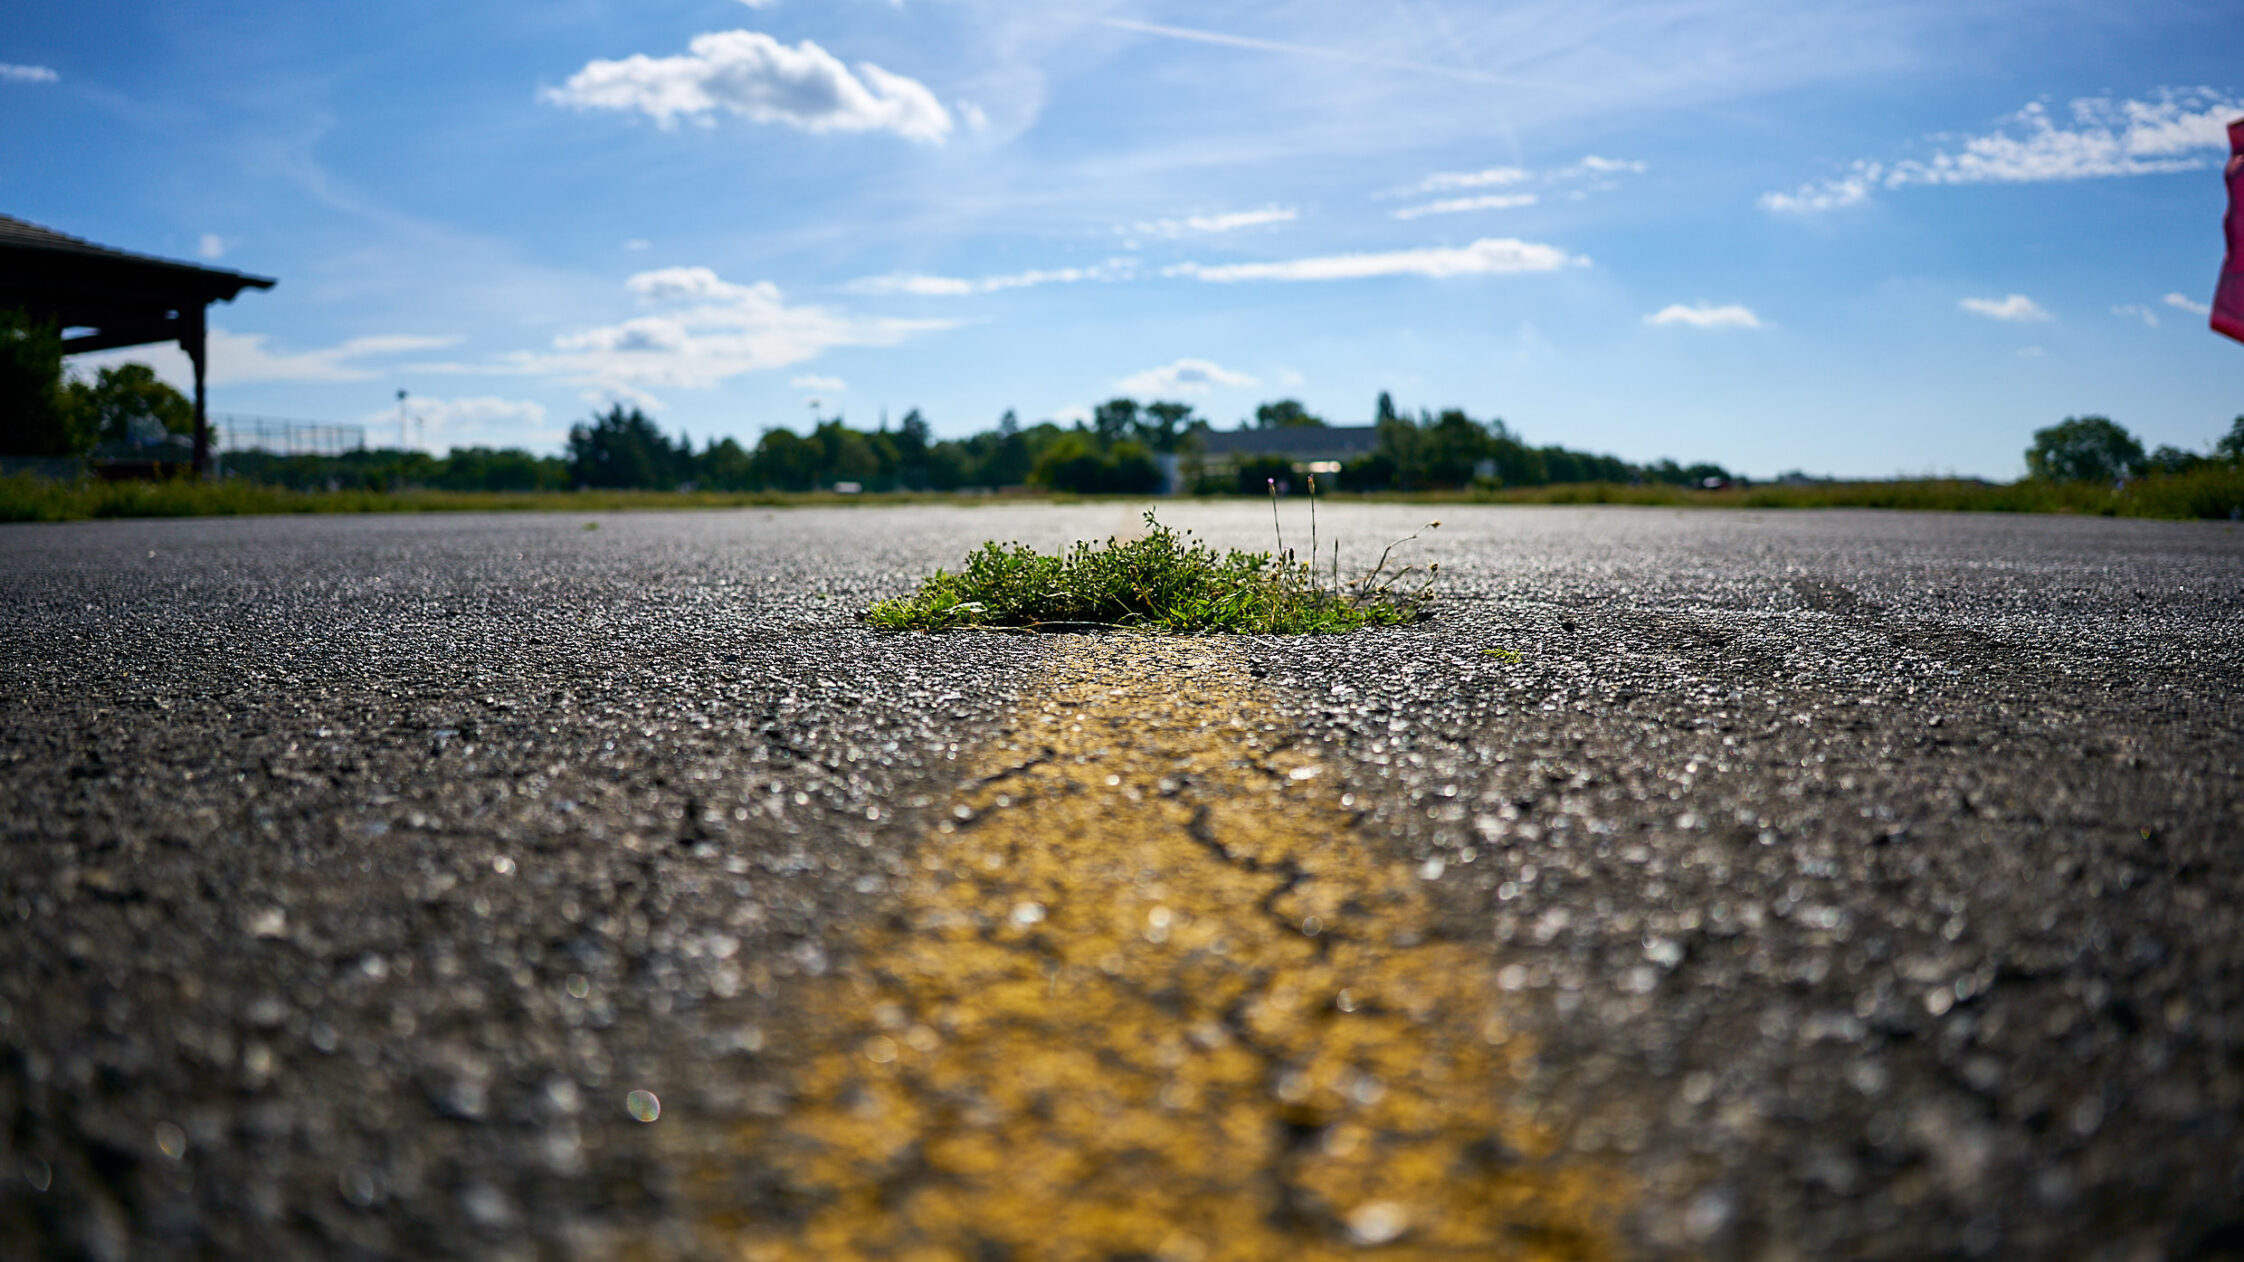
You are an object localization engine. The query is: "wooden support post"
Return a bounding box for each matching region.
[182,305,209,477]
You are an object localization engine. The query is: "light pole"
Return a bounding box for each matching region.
[397,389,409,451]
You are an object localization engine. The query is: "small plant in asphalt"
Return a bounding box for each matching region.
[867,503,1439,635]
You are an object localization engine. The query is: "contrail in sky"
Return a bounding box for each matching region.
[1091,16,1563,91]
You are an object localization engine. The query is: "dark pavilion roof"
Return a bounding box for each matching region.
[1,214,274,313]
[0,214,274,354]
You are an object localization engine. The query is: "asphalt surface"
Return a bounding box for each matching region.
[1,503,2240,1260]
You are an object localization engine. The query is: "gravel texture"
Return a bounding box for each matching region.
[1,503,2240,1260]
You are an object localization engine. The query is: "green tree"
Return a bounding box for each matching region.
[2146,445,2203,475]
[753,428,822,491]
[1422,408,1490,486]
[567,404,689,488]
[2215,416,2244,464]
[1253,399,1326,429]
[0,308,90,457]
[1029,431,1159,493]
[1092,399,1140,446]
[1138,401,1196,452]
[67,363,191,448]
[979,411,1032,487]
[895,408,932,461]
[2025,416,2145,483]
[697,437,757,490]
[436,446,567,491]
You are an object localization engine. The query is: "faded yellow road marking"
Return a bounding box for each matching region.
[702,636,1620,1260]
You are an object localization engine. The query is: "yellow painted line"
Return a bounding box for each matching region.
[699,636,1622,1260]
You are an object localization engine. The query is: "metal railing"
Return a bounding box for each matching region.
[212,413,366,458]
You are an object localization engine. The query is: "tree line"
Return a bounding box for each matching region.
[11,304,2240,493]
[2025,415,2244,483]
[215,404,2244,496]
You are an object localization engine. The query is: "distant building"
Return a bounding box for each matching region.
[1189,425,1379,491]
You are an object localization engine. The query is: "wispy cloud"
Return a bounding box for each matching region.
[1763,89,2244,213]
[197,233,229,261]
[0,64,57,84]
[1167,237,1582,283]
[789,374,845,391]
[2112,303,2159,328]
[846,259,1136,296]
[1567,156,1647,177]
[1114,357,1258,396]
[2164,291,2212,316]
[1128,207,1296,238]
[1412,166,1530,194]
[543,30,950,143]
[443,266,950,391]
[1393,193,1536,220]
[1091,16,1538,88]
[1959,294,2050,322]
[204,330,459,384]
[1392,155,1640,218]
[1645,302,1762,330]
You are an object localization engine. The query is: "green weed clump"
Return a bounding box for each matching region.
[868,512,1434,635]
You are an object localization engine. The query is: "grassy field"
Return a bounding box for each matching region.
[4,468,2243,523]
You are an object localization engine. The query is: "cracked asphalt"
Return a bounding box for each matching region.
[2,503,2241,1260]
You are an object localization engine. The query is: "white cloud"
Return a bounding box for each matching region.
[374,395,555,451]
[1114,357,1258,396]
[623,238,651,251]
[1959,294,2050,322]
[1166,237,1582,283]
[958,101,989,130]
[1645,302,1762,330]
[206,331,459,384]
[63,329,451,390]
[2017,345,2047,358]
[0,64,57,84]
[1567,155,1647,176]
[1412,166,1530,193]
[846,259,1135,296]
[1403,156,1642,199]
[1130,207,1297,238]
[790,374,846,391]
[1759,166,1877,214]
[460,266,951,391]
[847,273,976,297]
[1764,89,2244,212]
[737,0,779,7]
[196,233,228,261]
[1393,193,1537,220]
[2165,291,2212,316]
[543,30,950,143]
[2112,303,2159,328]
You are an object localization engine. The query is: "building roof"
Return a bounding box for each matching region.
[0,214,275,309]
[1197,425,1381,461]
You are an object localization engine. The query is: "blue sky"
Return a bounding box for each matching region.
[3,0,2238,476]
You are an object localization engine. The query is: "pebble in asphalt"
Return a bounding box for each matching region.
[0,503,2240,1260]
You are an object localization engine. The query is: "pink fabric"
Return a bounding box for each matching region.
[2215,117,2244,345]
